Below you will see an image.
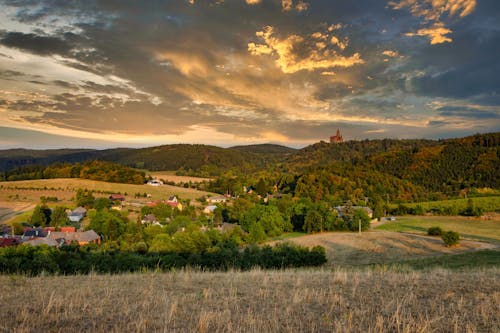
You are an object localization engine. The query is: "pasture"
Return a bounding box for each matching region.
[376,215,500,244]
[0,268,498,332]
[147,171,212,183]
[271,230,497,267]
[396,196,500,213]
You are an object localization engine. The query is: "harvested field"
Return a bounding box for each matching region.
[272,231,498,266]
[0,268,498,332]
[0,202,36,224]
[148,171,212,183]
[0,178,216,202]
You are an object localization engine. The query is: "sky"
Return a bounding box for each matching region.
[0,0,499,149]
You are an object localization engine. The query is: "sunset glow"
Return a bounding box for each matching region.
[0,0,498,148]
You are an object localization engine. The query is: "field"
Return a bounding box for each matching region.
[376,215,500,244]
[0,268,498,332]
[0,178,217,224]
[271,230,498,267]
[395,196,500,213]
[147,171,212,183]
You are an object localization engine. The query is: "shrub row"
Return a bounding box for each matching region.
[0,243,327,276]
[427,226,460,247]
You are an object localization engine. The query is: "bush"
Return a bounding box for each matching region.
[442,231,460,247]
[427,226,443,236]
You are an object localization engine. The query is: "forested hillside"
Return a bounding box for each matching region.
[0,133,498,200]
[0,144,294,176]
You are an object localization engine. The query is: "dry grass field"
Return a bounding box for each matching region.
[0,268,498,332]
[271,231,498,267]
[0,179,215,201]
[148,171,212,183]
[377,215,500,244]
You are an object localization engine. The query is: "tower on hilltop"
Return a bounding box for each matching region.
[330,129,343,143]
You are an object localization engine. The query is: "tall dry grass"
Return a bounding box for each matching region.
[1,267,498,332]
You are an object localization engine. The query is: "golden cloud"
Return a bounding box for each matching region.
[248,26,364,74]
[382,50,399,57]
[405,24,453,44]
[389,0,476,21]
[389,0,476,44]
[281,0,309,12]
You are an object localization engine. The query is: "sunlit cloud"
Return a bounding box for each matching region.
[389,0,477,44]
[404,23,452,44]
[248,26,364,74]
[0,0,496,148]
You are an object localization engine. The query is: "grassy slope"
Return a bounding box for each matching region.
[1,268,498,332]
[396,196,500,212]
[272,230,497,267]
[376,215,500,244]
[0,178,215,201]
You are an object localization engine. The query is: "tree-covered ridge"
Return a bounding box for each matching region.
[1,160,146,184]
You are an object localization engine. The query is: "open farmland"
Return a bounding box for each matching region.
[0,178,216,201]
[0,178,218,224]
[0,268,498,332]
[147,171,212,183]
[376,215,500,244]
[271,230,498,267]
[394,196,500,213]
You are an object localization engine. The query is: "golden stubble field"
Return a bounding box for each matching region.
[273,231,498,267]
[0,268,498,332]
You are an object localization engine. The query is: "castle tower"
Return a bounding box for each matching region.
[330,129,343,143]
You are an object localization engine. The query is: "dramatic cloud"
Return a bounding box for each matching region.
[390,0,477,44]
[248,26,364,74]
[0,0,497,148]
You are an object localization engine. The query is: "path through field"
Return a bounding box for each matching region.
[0,202,35,224]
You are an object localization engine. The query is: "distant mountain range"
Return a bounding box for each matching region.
[0,133,499,196]
[0,143,297,172]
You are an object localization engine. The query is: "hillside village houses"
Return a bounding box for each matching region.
[207,195,229,204]
[67,206,87,223]
[147,179,163,186]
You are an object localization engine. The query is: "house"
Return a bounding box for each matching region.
[166,201,183,211]
[60,226,76,233]
[147,179,163,186]
[207,196,229,204]
[109,194,125,202]
[47,230,101,246]
[203,205,218,214]
[335,205,373,218]
[141,214,158,224]
[22,228,47,239]
[148,199,183,211]
[24,237,60,247]
[68,206,87,223]
[0,237,20,247]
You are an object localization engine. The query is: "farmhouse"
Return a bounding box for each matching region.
[109,194,126,202]
[47,230,101,246]
[68,206,87,223]
[207,196,229,204]
[203,205,217,214]
[147,179,163,186]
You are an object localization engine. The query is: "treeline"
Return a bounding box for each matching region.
[0,243,327,275]
[208,133,499,203]
[1,160,146,184]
